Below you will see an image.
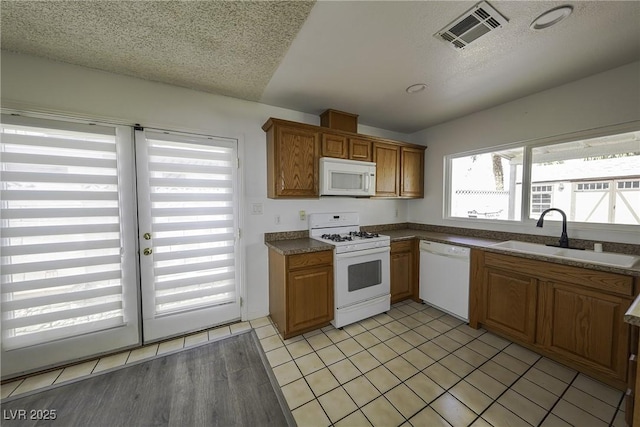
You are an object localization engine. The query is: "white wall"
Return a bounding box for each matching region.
[4,52,639,321]
[0,52,411,320]
[408,61,640,245]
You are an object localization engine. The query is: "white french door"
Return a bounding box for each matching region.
[135,129,241,342]
[1,115,241,378]
[1,114,140,377]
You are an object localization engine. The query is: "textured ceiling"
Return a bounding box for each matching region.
[0,0,315,100]
[1,1,639,133]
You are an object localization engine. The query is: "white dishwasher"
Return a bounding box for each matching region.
[419,240,470,321]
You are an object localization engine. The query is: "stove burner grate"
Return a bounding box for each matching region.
[321,234,353,242]
[349,231,380,239]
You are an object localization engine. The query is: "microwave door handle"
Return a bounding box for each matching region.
[364,173,370,192]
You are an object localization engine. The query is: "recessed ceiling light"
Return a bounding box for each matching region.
[530,5,573,30]
[406,83,427,94]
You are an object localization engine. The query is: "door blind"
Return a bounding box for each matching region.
[1,118,127,350]
[140,131,237,317]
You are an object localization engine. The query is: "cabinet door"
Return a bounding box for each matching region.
[391,241,414,303]
[287,265,334,334]
[538,280,631,382]
[349,138,372,161]
[321,133,348,159]
[373,142,400,197]
[400,147,424,198]
[273,125,319,197]
[482,267,537,343]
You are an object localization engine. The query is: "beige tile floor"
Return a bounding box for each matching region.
[0,300,628,427]
[259,300,627,427]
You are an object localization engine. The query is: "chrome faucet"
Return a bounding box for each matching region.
[536,208,569,248]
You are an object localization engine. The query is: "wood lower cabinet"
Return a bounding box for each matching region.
[482,266,538,343]
[470,249,635,390]
[400,146,424,198]
[390,240,418,304]
[373,142,400,197]
[537,280,630,383]
[269,249,333,339]
[264,119,319,198]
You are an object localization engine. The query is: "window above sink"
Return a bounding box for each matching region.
[444,122,640,228]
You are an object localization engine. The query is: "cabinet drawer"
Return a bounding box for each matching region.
[391,240,413,253]
[289,250,333,270]
[484,252,634,296]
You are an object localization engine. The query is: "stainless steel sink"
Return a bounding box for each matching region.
[490,240,640,268]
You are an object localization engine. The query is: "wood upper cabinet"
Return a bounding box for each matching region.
[390,240,418,304]
[373,142,401,197]
[268,249,334,339]
[321,133,348,159]
[349,137,373,161]
[263,117,426,199]
[470,249,635,390]
[401,146,425,198]
[264,120,319,198]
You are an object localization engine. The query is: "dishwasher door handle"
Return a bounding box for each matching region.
[420,248,469,260]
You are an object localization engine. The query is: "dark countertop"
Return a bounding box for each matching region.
[265,227,640,277]
[265,226,640,324]
[264,229,499,255]
[265,237,334,255]
[382,229,500,248]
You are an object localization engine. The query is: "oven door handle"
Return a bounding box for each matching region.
[335,246,390,259]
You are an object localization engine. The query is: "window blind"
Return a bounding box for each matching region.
[1,119,126,350]
[141,131,237,317]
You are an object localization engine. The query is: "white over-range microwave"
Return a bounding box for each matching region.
[319,157,376,197]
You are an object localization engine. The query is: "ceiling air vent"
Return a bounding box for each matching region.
[435,1,508,50]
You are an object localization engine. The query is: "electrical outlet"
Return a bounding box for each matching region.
[251,203,263,215]
[299,210,306,221]
[274,215,281,225]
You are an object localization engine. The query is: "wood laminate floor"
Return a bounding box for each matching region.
[1,331,293,427]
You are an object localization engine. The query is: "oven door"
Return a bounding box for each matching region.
[334,246,390,308]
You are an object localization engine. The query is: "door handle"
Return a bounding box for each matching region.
[143,248,153,256]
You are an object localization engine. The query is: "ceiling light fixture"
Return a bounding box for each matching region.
[406,83,427,94]
[530,5,573,30]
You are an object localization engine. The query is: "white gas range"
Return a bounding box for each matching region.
[309,212,391,328]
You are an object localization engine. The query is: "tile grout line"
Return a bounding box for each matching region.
[263,302,625,427]
[470,351,544,426]
[611,392,627,426]
[550,370,620,426]
[534,370,577,427]
[326,303,565,427]
[303,304,475,426]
